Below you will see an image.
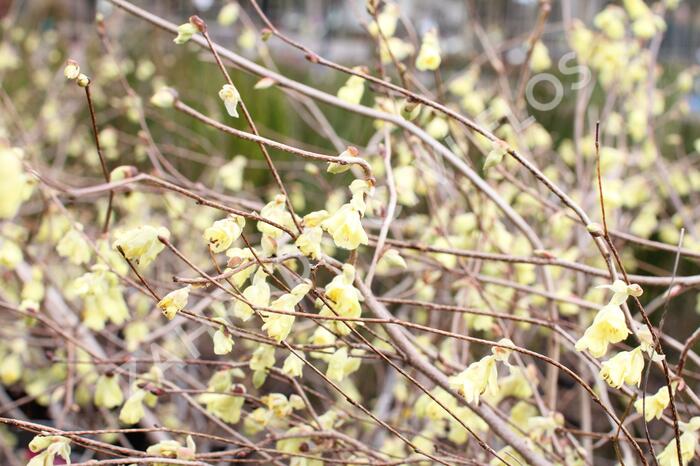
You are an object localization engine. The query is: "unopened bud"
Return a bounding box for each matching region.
[189,15,207,33]
[627,283,643,297]
[305,52,320,64]
[401,100,420,121]
[76,73,90,87]
[586,223,604,237]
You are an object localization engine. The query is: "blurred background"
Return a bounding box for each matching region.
[8,0,700,63]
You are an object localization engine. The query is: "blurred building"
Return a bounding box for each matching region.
[6,0,700,65]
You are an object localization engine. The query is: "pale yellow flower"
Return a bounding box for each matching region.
[94,374,124,409]
[491,338,515,362]
[219,83,241,118]
[320,264,362,335]
[0,238,23,270]
[449,355,498,405]
[634,386,670,421]
[174,21,198,44]
[63,59,80,80]
[249,344,276,372]
[257,194,296,238]
[624,0,652,18]
[415,29,441,71]
[204,215,245,252]
[124,321,149,352]
[569,20,594,63]
[261,282,311,342]
[146,437,196,462]
[119,389,146,425]
[0,43,19,71]
[295,226,323,259]
[598,279,643,306]
[150,87,176,108]
[326,347,361,382]
[225,247,257,287]
[282,352,305,378]
[380,37,414,64]
[493,367,534,403]
[327,146,360,174]
[303,210,329,228]
[530,40,551,72]
[233,267,270,321]
[393,165,419,206]
[321,204,369,250]
[337,69,365,105]
[27,436,71,466]
[244,407,271,435]
[262,393,294,418]
[213,322,234,355]
[484,139,510,171]
[657,431,696,466]
[575,304,630,358]
[426,116,449,139]
[368,2,399,37]
[594,6,626,40]
[633,15,664,40]
[0,352,21,385]
[309,327,336,360]
[219,155,247,191]
[237,27,257,50]
[378,248,407,270]
[158,285,191,320]
[201,391,244,424]
[198,370,245,424]
[599,346,645,388]
[56,224,91,265]
[69,265,130,330]
[113,225,170,267]
[217,3,240,26]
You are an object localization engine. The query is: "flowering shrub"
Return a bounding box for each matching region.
[1,1,700,465]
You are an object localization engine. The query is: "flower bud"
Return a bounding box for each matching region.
[76,73,90,87]
[401,100,421,120]
[189,15,206,33]
[110,165,138,181]
[586,222,604,236]
[627,283,643,297]
[261,28,273,41]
